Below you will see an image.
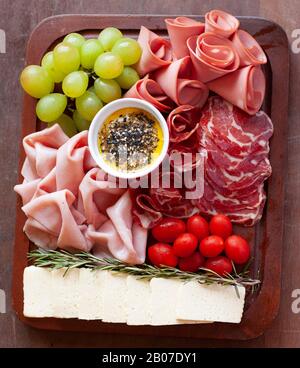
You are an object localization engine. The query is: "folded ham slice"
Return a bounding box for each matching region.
[165,17,205,59]
[124,76,174,112]
[22,124,68,180]
[56,130,95,196]
[167,105,202,143]
[22,189,92,252]
[205,9,239,38]
[135,26,172,76]
[232,29,267,66]
[154,56,209,108]
[90,191,147,264]
[187,33,240,83]
[207,65,266,115]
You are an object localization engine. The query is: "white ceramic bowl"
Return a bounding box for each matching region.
[88,98,169,179]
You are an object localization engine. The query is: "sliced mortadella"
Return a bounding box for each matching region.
[22,189,92,252]
[205,9,239,38]
[232,29,267,66]
[56,130,96,196]
[22,124,68,179]
[165,17,205,59]
[187,33,240,83]
[135,26,172,76]
[167,104,202,143]
[124,77,174,112]
[154,56,209,108]
[207,65,266,115]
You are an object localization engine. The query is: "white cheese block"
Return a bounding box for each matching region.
[102,272,127,323]
[78,269,106,320]
[176,282,245,323]
[23,266,53,318]
[126,276,151,325]
[51,268,79,319]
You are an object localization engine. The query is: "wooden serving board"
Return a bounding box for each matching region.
[12,14,289,340]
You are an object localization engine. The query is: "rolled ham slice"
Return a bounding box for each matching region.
[135,26,172,76]
[232,29,267,66]
[154,56,209,108]
[205,9,239,38]
[187,33,240,83]
[167,105,202,143]
[165,17,205,59]
[124,76,174,112]
[90,191,147,264]
[207,65,266,115]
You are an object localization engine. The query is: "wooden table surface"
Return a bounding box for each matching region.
[0,0,299,348]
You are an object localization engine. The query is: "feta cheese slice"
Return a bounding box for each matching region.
[78,269,106,320]
[23,266,53,318]
[51,268,79,319]
[126,276,151,325]
[102,272,127,323]
[176,282,245,323]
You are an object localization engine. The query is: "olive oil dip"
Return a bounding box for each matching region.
[98,108,163,172]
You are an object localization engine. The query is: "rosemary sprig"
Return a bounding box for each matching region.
[28,249,261,290]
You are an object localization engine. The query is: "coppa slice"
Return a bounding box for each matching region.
[196,96,273,226]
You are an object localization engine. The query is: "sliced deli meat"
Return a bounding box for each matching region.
[196,96,273,226]
[187,33,240,83]
[136,26,172,76]
[207,65,266,115]
[124,76,174,112]
[165,17,205,59]
[232,30,267,67]
[205,9,239,38]
[154,56,209,108]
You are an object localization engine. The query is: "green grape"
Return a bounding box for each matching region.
[20,65,54,98]
[62,71,88,98]
[48,113,78,137]
[63,33,85,50]
[41,52,65,83]
[115,66,140,89]
[80,39,104,69]
[94,52,123,79]
[53,43,80,74]
[111,38,142,65]
[88,86,96,94]
[73,110,91,131]
[75,91,103,121]
[94,78,121,103]
[36,93,67,122]
[98,27,123,51]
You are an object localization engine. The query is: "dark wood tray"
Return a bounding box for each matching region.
[12,14,289,340]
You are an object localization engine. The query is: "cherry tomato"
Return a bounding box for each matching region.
[209,214,232,239]
[152,218,186,243]
[224,235,250,264]
[148,243,178,267]
[187,214,209,240]
[178,252,205,272]
[204,256,233,276]
[173,233,198,258]
[199,235,224,257]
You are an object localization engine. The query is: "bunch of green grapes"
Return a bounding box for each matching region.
[19,28,141,137]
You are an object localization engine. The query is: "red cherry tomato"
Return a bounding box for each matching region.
[199,235,224,257]
[187,214,209,240]
[224,235,250,264]
[152,218,186,243]
[178,252,205,272]
[209,214,233,239]
[204,256,233,276]
[173,233,198,258]
[148,243,178,268]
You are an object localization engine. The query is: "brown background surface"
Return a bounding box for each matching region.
[0,0,299,348]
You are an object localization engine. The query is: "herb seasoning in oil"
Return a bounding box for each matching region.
[98,108,163,172]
